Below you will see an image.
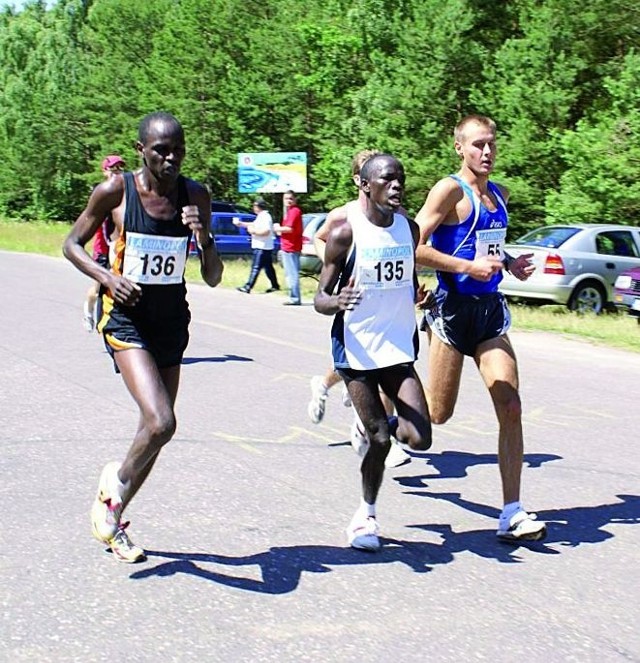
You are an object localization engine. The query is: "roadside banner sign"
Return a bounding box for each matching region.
[238,152,308,193]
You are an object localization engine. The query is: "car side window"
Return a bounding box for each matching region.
[596,231,639,258]
[213,216,242,236]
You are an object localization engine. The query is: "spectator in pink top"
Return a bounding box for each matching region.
[275,190,303,305]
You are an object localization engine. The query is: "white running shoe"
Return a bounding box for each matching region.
[341,384,352,408]
[91,462,125,543]
[307,376,328,424]
[497,510,547,542]
[346,512,381,551]
[108,522,146,564]
[385,439,411,468]
[350,417,370,458]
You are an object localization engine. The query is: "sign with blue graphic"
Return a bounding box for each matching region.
[237,152,308,194]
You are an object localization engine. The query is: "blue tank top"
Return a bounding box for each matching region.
[431,175,508,295]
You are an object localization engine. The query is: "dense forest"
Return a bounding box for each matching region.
[1,0,639,236]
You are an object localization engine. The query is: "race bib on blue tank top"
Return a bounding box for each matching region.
[474,227,506,260]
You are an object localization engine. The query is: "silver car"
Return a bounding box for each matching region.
[499,224,640,313]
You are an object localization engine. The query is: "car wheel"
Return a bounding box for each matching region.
[568,280,605,314]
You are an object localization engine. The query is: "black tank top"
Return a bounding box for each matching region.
[118,171,192,323]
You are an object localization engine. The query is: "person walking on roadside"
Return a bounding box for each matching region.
[63,111,223,563]
[414,113,546,543]
[314,153,432,551]
[275,190,303,305]
[234,197,280,294]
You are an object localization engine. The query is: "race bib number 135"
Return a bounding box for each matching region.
[122,232,188,285]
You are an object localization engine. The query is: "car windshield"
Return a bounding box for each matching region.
[513,226,581,248]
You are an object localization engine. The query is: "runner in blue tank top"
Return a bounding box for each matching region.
[63,112,224,563]
[314,154,433,552]
[415,114,547,543]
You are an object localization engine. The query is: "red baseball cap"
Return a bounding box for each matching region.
[101,155,125,170]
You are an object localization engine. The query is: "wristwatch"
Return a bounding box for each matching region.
[502,253,514,273]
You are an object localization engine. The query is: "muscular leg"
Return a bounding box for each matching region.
[347,376,390,505]
[379,365,432,451]
[113,349,179,511]
[425,334,465,424]
[121,363,181,511]
[323,368,343,391]
[474,334,522,505]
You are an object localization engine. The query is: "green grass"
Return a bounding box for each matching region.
[3,218,639,352]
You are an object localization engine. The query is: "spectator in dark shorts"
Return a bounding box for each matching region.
[63,112,223,563]
[82,155,124,331]
[414,113,546,543]
[314,153,432,552]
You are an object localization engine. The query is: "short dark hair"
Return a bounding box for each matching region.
[138,112,183,143]
[359,153,400,184]
[253,197,268,210]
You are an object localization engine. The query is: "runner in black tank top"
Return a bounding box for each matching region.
[63,112,223,563]
[99,171,192,370]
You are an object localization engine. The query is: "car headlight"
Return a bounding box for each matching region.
[614,275,632,289]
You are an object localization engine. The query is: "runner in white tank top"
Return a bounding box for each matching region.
[314,154,433,552]
[335,200,417,370]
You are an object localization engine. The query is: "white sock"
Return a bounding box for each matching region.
[114,468,131,501]
[360,498,376,518]
[500,501,522,523]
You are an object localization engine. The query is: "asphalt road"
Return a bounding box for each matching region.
[1,250,639,662]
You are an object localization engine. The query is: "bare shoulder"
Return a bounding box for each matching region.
[328,212,353,247]
[430,176,465,203]
[316,203,350,243]
[91,172,125,210]
[325,203,349,227]
[416,176,464,231]
[184,176,209,201]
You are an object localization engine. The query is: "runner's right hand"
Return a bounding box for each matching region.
[108,275,142,306]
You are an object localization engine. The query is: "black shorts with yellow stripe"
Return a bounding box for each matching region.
[99,303,190,373]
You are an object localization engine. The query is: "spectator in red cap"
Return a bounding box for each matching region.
[101,155,126,172]
[83,155,126,331]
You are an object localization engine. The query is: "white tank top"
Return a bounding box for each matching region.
[341,201,417,370]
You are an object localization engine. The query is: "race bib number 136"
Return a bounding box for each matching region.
[122,232,188,285]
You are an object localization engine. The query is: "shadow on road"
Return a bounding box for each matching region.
[394,451,562,487]
[405,491,640,550]
[131,493,639,593]
[131,532,530,594]
[181,354,253,365]
[128,447,638,593]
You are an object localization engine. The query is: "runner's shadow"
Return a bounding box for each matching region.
[395,451,562,488]
[131,532,527,594]
[403,491,640,548]
[182,354,253,365]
